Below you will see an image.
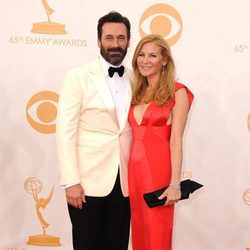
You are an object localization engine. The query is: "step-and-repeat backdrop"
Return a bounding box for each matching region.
[1,1,250,249]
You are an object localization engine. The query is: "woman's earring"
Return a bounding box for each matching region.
[162,65,166,75]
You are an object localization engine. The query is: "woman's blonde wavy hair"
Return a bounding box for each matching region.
[131,34,176,106]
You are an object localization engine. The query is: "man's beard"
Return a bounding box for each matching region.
[100,45,128,66]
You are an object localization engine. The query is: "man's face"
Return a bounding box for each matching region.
[98,22,130,66]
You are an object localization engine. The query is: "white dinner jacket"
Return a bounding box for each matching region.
[56,58,133,197]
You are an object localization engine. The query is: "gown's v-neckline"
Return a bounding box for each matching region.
[132,102,153,126]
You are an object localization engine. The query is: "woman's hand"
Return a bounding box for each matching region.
[158,186,181,206]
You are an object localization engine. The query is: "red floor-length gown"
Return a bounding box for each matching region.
[128,83,194,250]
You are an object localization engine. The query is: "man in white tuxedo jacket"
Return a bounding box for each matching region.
[56,11,132,250]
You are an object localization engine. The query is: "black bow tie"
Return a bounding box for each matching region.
[108,66,125,77]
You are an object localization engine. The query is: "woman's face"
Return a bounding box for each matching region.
[136,41,167,80]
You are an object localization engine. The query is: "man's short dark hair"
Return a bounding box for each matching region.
[97,11,131,40]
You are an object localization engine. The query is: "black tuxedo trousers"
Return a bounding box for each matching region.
[67,172,130,250]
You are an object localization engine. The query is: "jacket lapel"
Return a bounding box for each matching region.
[89,60,119,127]
[89,59,133,131]
[90,60,114,108]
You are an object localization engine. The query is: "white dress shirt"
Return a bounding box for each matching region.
[99,56,129,128]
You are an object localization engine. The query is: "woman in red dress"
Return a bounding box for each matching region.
[128,34,194,250]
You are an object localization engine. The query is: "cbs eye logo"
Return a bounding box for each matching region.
[26,91,59,134]
[248,113,250,132]
[243,188,250,206]
[139,3,183,46]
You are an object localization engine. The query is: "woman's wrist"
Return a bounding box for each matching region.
[169,183,181,191]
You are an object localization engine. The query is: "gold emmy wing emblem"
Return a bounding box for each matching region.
[24,177,61,246]
[31,0,66,34]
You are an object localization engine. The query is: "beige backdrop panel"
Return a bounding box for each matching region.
[0,0,250,249]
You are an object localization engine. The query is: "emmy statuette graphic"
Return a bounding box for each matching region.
[31,0,66,34]
[24,177,61,246]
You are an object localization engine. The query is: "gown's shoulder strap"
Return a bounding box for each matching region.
[170,82,194,110]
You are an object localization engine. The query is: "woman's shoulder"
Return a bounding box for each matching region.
[174,81,194,108]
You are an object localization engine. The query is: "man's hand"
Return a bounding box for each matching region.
[65,184,86,209]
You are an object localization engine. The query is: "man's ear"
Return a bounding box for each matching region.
[97,39,101,48]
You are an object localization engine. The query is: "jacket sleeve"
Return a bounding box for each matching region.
[56,69,83,185]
